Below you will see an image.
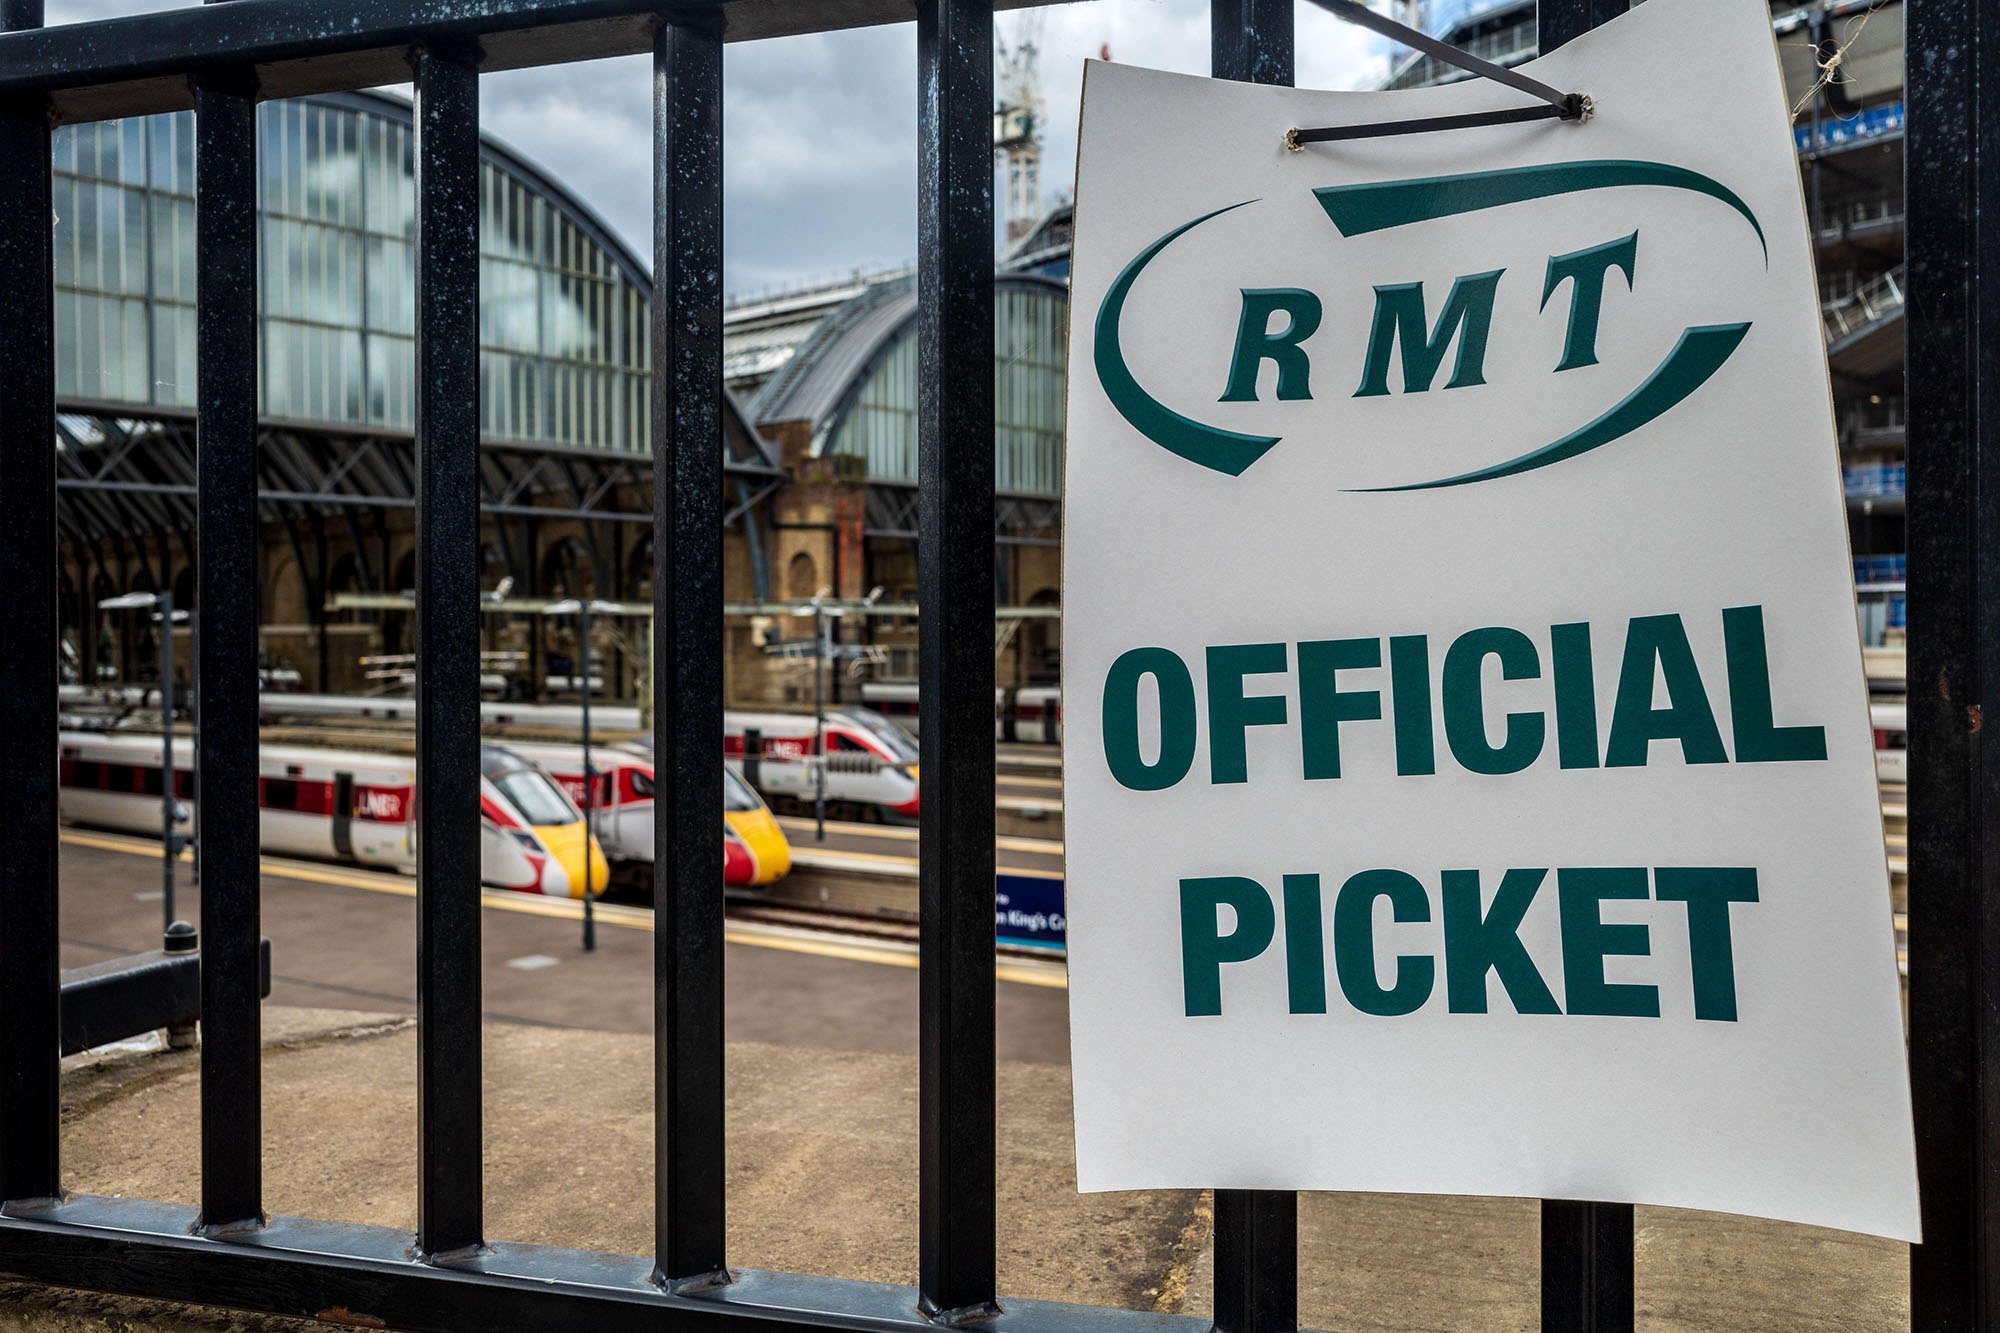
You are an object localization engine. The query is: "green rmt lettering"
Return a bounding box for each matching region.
[1220,288,1322,402]
[1541,231,1638,372]
[1354,269,1504,397]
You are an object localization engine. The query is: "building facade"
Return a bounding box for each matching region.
[55,89,785,698]
[1388,0,1908,648]
[738,272,1068,700]
[60,89,1076,710]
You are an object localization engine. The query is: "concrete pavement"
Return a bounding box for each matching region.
[56,830,1070,1060]
[28,1005,1913,1333]
[26,832,1915,1332]
[46,1008,1194,1315]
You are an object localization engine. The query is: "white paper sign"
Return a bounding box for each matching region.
[1061,0,1917,1240]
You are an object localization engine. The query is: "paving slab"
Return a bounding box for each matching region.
[47,1007,1194,1318]
[1181,1190,1907,1332]
[20,1009,1912,1332]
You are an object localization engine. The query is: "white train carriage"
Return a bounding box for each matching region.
[497,741,791,887]
[723,706,921,821]
[857,682,926,734]
[56,732,604,897]
[1871,698,1907,784]
[1011,686,1062,744]
[240,692,928,822]
[254,692,651,733]
[859,682,1062,744]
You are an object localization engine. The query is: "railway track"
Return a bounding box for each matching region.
[58,823,1068,986]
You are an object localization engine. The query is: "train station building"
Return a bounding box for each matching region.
[1391,0,1909,654]
[53,90,1070,707]
[58,0,1896,710]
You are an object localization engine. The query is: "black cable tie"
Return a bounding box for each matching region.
[1286,0,1592,144]
[1287,94,1591,147]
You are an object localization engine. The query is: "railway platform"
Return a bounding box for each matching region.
[39,1000,1908,1333]
[55,831,1068,1055]
[44,825,1912,1333]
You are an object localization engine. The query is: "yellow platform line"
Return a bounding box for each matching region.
[996,798,1061,814]
[788,846,1063,881]
[773,815,1062,856]
[59,829,1067,988]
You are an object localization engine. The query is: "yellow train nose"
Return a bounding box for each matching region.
[538,821,612,899]
[725,809,791,885]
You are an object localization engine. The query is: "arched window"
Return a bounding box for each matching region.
[328,553,362,595]
[627,537,654,601]
[823,279,1066,495]
[541,537,592,601]
[786,551,818,601]
[1022,586,1060,684]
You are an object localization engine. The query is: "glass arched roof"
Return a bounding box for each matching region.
[749,273,1066,498]
[53,89,679,458]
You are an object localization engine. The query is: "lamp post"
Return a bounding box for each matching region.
[543,597,616,953]
[787,586,885,842]
[98,591,191,935]
[791,590,846,842]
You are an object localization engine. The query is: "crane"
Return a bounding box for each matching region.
[1390,0,1429,35]
[993,9,1047,248]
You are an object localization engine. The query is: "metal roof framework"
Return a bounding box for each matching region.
[53,395,784,598]
[751,271,1066,546]
[863,480,1060,549]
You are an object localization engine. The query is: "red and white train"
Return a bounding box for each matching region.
[857,682,1061,744]
[64,688,942,822]
[57,731,607,898]
[1871,699,1907,783]
[228,692,926,823]
[499,740,792,887]
[722,707,921,821]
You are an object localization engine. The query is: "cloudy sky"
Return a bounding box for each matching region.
[47,0,1393,298]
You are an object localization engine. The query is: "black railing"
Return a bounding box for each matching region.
[0,0,1994,1330]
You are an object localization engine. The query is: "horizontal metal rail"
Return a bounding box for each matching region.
[0,0,1043,124]
[0,1196,1204,1333]
[1823,264,1907,343]
[59,939,272,1057]
[57,478,661,524]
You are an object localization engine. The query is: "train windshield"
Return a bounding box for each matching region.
[722,767,761,812]
[844,707,919,763]
[494,770,580,826]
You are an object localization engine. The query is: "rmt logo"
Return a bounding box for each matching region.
[1093,159,1766,488]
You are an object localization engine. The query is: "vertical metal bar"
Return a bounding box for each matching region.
[411,39,483,1261]
[192,42,263,1233]
[0,0,59,1210]
[158,591,174,933]
[1539,1200,1633,1333]
[1207,4,1294,1326]
[1533,0,1625,52]
[1211,0,1293,90]
[814,603,826,841]
[1213,1191,1297,1333]
[917,0,997,1317]
[1533,1,1635,1322]
[1908,0,1996,1319]
[651,11,726,1288]
[188,610,200,892]
[579,603,595,954]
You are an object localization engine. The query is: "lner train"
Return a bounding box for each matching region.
[65,688,931,823]
[721,706,921,822]
[244,693,924,823]
[858,682,1061,744]
[57,731,608,898]
[1871,699,1906,783]
[499,740,792,887]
